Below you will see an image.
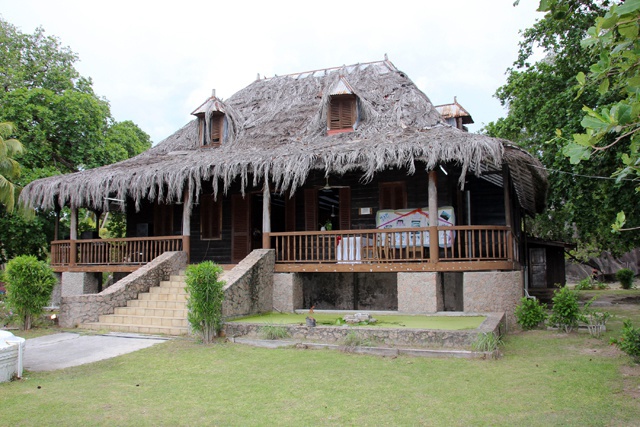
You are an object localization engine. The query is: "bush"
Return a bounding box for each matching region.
[185,261,226,344]
[610,320,640,363]
[515,297,548,330]
[549,286,583,333]
[5,255,57,330]
[616,268,635,290]
[575,277,594,291]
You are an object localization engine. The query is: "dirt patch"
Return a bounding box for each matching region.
[620,362,640,400]
[616,296,640,304]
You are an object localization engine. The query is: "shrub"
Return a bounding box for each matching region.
[549,286,583,333]
[515,297,548,330]
[5,255,57,330]
[616,268,635,290]
[260,324,290,340]
[575,277,594,291]
[582,298,611,339]
[185,261,226,344]
[610,320,640,363]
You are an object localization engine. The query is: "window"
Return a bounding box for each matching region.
[200,113,224,147]
[328,94,356,134]
[379,181,407,210]
[201,194,222,240]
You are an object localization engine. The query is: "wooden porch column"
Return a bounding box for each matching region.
[182,188,191,263]
[428,170,439,263]
[503,166,514,261]
[54,206,60,241]
[70,206,78,266]
[262,179,271,249]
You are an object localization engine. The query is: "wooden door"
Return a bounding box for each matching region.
[231,194,251,263]
[529,248,547,288]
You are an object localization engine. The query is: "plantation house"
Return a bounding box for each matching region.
[21,59,548,331]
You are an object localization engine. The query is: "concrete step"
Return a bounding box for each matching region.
[138,292,187,302]
[114,306,188,318]
[169,274,186,282]
[83,322,188,336]
[127,300,187,310]
[149,286,187,295]
[98,314,188,328]
[159,280,187,289]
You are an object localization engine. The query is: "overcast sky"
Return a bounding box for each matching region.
[1,1,542,144]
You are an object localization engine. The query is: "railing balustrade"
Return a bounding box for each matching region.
[51,236,184,267]
[266,226,514,265]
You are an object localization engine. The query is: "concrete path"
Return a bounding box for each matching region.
[23,332,169,371]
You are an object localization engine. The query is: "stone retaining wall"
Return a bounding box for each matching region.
[222,249,275,318]
[224,312,505,349]
[59,251,188,328]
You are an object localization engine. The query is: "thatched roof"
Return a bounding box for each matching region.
[20,59,548,215]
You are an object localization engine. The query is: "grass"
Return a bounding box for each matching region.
[1,292,639,425]
[230,312,485,330]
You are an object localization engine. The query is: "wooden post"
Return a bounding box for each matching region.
[54,206,60,241]
[503,166,513,261]
[262,179,271,249]
[182,188,191,263]
[428,170,439,263]
[70,206,78,266]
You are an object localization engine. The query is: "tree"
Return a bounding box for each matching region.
[0,18,151,259]
[486,0,639,256]
[555,0,640,232]
[0,122,23,212]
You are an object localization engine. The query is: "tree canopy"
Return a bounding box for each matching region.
[486,0,639,256]
[0,18,152,262]
[0,122,23,212]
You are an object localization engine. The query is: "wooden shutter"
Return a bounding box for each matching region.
[153,203,173,236]
[329,95,356,130]
[231,194,251,262]
[285,195,296,232]
[339,188,351,230]
[304,189,318,231]
[379,182,407,210]
[201,194,222,240]
[210,114,223,145]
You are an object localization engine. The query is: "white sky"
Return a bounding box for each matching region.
[0,1,542,144]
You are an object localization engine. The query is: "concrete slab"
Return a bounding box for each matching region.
[23,332,168,371]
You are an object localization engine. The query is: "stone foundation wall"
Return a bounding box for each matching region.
[60,272,100,297]
[59,251,188,328]
[224,312,505,349]
[463,271,523,327]
[273,273,303,312]
[222,249,275,318]
[397,272,442,313]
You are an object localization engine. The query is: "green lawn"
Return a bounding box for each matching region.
[230,312,485,330]
[2,292,639,426]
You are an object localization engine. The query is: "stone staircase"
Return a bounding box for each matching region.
[83,273,189,336]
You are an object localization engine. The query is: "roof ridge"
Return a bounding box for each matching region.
[260,58,397,81]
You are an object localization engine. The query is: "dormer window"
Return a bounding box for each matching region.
[192,92,227,147]
[328,94,357,135]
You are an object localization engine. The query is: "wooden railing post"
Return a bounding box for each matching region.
[263,232,271,249]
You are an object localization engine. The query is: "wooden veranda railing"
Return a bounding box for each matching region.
[50,236,185,271]
[265,226,518,272]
